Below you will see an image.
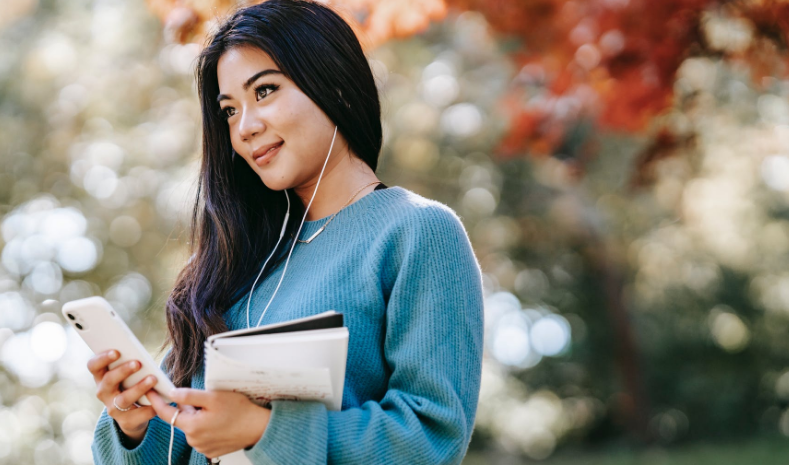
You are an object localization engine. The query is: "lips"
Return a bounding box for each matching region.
[252,141,284,161]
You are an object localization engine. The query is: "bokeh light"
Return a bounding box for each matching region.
[30,322,68,363]
[530,314,571,357]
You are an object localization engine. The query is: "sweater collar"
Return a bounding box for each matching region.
[295,185,403,239]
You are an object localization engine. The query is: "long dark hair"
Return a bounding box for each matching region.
[163,0,382,387]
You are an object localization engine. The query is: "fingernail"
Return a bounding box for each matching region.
[147,376,157,384]
[109,350,119,359]
[130,361,140,369]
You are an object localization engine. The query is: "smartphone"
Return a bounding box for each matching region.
[62,296,175,405]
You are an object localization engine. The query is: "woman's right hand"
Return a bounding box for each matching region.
[87,350,158,445]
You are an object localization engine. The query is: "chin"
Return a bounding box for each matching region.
[256,172,292,192]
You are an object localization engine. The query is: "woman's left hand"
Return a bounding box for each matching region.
[148,388,271,458]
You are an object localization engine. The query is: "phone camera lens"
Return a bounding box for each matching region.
[67,313,76,320]
[75,323,83,330]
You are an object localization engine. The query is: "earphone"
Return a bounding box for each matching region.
[244,125,339,329]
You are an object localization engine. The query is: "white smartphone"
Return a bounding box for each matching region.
[62,296,175,405]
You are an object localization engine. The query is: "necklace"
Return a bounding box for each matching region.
[297,180,382,243]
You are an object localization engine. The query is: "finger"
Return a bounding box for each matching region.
[148,389,198,413]
[87,350,120,382]
[118,405,157,426]
[169,388,217,408]
[148,391,198,428]
[115,375,158,407]
[147,390,179,425]
[98,360,140,399]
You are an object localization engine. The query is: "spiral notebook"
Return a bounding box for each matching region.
[204,311,348,464]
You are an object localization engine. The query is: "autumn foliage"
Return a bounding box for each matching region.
[145,0,789,158]
[450,0,789,156]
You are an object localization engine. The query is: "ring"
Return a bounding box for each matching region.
[170,408,181,426]
[113,396,133,412]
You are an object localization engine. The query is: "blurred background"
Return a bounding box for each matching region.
[2,0,789,463]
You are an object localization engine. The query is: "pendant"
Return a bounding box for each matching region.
[301,225,326,244]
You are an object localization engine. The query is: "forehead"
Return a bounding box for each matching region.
[217,46,280,89]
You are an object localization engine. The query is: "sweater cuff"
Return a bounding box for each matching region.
[91,409,166,465]
[244,400,328,465]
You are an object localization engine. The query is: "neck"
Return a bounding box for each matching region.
[293,148,380,222]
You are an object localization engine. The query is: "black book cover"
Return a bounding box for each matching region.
[221,312,344,339]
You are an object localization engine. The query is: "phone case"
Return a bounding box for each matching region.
[62,296,175,405]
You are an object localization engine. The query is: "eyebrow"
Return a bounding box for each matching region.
[217,69,283,103]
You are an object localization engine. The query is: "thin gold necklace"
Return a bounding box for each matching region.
[297,181,383,244]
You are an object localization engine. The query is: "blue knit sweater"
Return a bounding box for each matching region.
[91,186,485,464]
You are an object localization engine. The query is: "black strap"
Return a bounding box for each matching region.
[374,182,388,191]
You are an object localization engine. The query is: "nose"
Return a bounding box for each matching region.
[238,109,265,142]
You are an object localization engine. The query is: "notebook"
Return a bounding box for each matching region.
[203,311,348,464]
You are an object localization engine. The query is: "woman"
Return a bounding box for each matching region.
[87,0,484,463]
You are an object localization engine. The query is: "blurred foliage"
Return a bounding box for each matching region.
[2,0,789,464]
[146,0,789,156]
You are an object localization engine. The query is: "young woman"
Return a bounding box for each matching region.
[87,1,484,463]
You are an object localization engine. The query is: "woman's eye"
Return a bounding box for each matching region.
[255,84,279,101]
[218,85,278,120]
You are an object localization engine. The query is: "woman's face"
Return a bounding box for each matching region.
[216,45,343,191]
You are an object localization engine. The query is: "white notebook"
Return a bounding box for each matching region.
[203,311,348,464]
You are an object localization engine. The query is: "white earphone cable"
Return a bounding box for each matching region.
[245,191,290,329]
[167,126,338,465]
[168,408,180,465]
[246,125,338,329]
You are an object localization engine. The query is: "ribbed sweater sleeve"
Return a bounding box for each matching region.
[243,205,485,464]
[91,353,192,465]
